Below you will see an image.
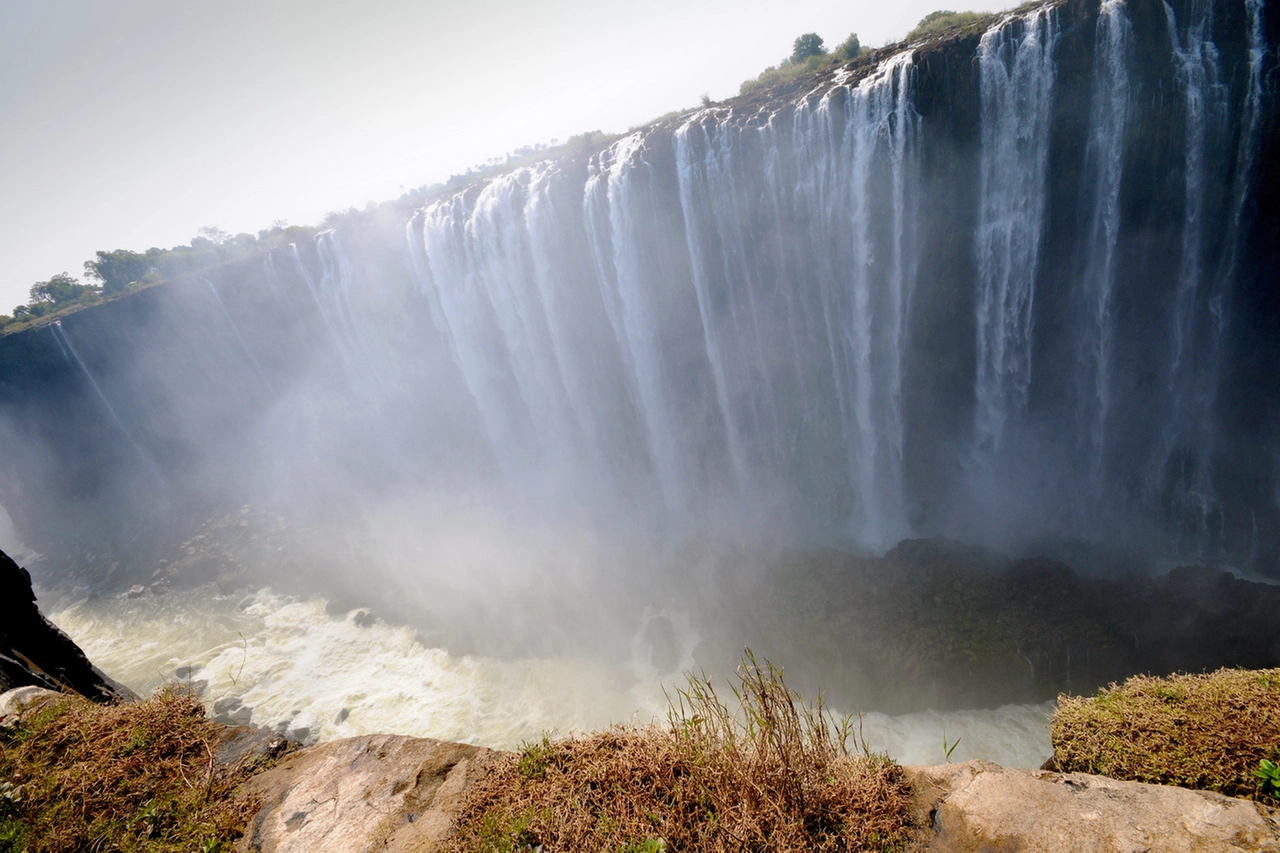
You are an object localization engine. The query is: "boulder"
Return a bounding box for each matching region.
[235,733,493,853]
[0,548,134,702]
[907,760,1280,852]
[0,685,70,724]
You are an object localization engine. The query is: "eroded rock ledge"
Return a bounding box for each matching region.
[234,740,1280,852]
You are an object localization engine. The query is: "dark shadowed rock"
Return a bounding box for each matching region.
[0,547,135,702]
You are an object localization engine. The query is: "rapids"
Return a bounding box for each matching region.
[44,586,1054,768]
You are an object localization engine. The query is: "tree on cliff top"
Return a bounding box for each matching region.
[790,32,826,64]
[84,249,153,294]
[29,273,97,307]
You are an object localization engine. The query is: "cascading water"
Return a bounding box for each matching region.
[410,53,920,544]
[203,278,272,390]
[3,0,1277,772]
[972,9,1059,458]
[1075,0,1131,479]
[49,321,164,483]
[1152,0,1260,552]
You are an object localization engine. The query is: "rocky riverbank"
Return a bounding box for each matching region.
[4,685,1278,853]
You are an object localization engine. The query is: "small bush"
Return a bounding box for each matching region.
[907,10,984,40]
[739,53,838,96]
[1050,668,1280,799]
[0,687,262,852]
[446,651,913,853]
[837,32,863,61]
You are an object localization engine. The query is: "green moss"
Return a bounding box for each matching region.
[1051,668,1280,799]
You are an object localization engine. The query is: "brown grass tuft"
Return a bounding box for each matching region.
[0,687,263,852]
[1050,668,1280,799]
[446,651,913,853]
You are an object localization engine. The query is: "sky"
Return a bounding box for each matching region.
[0,0,1014,313]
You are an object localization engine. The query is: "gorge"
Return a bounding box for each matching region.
[1,0,1278,762]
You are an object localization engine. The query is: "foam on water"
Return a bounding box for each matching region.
[44,587,1053,766]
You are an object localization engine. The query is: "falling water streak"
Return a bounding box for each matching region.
[203,278,274,392]
[1215,0,1266,300]
[844,52,918,542]
[523,165,615,484]
[50,322,164,484]
[972,9,1059,456]
[421,193,533,483]
[1160,0,1233,551]
[1165,0,1221,381]
[585,133,690,519]
[674,116,752,490]
[467,170,577,462]
[288,241,357,378]
[1077,0,1131,480]
[260,253,292,313]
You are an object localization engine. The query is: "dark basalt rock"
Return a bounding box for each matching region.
[0,547,135,702]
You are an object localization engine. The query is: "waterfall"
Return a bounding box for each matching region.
[584,132,694,519]
[203,277,272,390]
[50,322,164,483]
[1156,0,1238,551]
[1075,0,1131,479]
[407,50,919,541]
[12,0,1274,567]
[972,8,1059,456]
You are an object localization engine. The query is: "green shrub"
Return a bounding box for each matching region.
[907,10,984,40]
[837,32,863,60]
[1050,668,1280,799]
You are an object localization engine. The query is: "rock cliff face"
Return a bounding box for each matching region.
[0,548,133,702]
[0,0,1277,586]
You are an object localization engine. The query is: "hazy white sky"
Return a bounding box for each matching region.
[0,0,1013,312]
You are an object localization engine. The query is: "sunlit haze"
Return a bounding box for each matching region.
[0,0,1013,312]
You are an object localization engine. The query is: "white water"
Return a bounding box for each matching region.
[44,586,1053,767]
[408,52,922,545]
[972,8,1058,456]
[1076,0,1131,478]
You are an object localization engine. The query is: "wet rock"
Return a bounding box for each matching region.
[0,548,135,703]
[212,724,295,771]
[124,584,146,598]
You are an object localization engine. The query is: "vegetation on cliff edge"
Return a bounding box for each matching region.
[1050,668,1280,801]
[446,651,914,853]
[0,688,263,853]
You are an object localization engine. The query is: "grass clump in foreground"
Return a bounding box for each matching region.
[1051,668,1280,800]
[0,687,261,852]
[447,651,913,853]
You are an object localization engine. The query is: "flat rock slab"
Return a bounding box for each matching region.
[236,733,492,853]
[908,760,1280,852]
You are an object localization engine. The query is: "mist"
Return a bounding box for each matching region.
[1,0,1279,761]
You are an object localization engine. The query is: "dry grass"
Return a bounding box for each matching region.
[1051,668,1280,799]
[447,651,913,853]
[0,687,262,852]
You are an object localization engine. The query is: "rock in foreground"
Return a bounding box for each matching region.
[236,734,494,853]
[909,760,1280,852]
[0,547,133,702]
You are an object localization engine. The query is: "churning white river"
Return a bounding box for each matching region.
[43,586,1054,768]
